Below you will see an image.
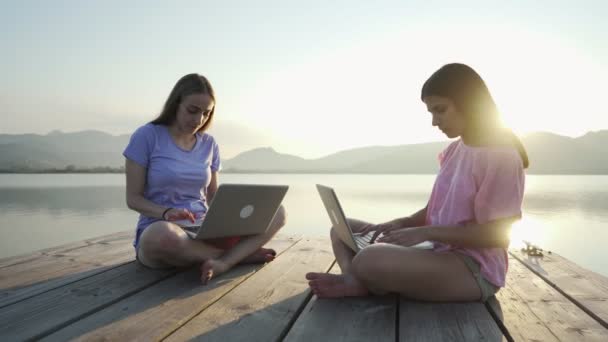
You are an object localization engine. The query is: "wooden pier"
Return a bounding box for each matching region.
[1,231,607,341]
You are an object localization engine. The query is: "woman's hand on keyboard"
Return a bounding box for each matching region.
[360,219,402,243]
[376,226,429,247]
[165,208,196,223]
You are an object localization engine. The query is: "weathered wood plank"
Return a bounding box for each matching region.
[0,262,174,341]
[483,298,510,342]
[399,299,503,341]
[0,231,132,269]
[487,287,557,341]
[40,236,299,342]
[0,230,133,287]
[164,237,335,342]
[511,250,608,329]
[284,263,397,342]
[490,254,608,341]
[4,231,605,342]
[0,232,104,269]
[0,231,134,308]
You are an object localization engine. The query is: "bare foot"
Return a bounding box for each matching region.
[240,248,276,264]
[307,273,369,298]
[305,272,324,281]
[200,259,230,285]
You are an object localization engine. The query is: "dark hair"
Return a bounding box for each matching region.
[421,63,529,168]
[151,73,216,133]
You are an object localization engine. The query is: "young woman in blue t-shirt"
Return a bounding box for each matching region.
[123,74,286,284]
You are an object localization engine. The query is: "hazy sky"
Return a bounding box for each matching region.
[1,0,607,158]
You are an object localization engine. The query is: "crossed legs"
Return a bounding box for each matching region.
[137,205,287,284]
[307,218,482,301]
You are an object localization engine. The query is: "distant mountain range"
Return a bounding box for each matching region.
[0,130,131,170]
[1,129,608,174]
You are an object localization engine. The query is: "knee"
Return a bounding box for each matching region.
[158,230,184,254]
[351,244,388,282]
[330,227,340,242]
[273,205,287,228]
[141,223,184,256]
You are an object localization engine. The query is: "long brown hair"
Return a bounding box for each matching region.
[421,63,529,168]
[151,73,216,133]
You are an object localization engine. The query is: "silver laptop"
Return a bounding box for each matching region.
[316,184,433,252]
[181,184,288,239]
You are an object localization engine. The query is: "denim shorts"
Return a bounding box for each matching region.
[455,253,500,302]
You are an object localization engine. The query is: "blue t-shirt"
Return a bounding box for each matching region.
[123,123,221,245]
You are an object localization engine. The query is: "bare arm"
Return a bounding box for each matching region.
[125,159,167,219]
[206,172,219,203]
[395,206,428,227]
[379,216,516,249]
[362,206,428,238]
[425,217,516,248]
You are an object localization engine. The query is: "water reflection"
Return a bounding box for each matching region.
[0,187,127,215]
[524,192,608,221]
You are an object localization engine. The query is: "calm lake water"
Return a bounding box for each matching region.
[1,174,607,277]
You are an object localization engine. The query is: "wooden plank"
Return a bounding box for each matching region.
[164,237,335,342]
[0,230,132,286]
[0,236,99,270]
[487,286,558,341]
[511,250,608,328]
[40,236,299,342]
[399,299,503,341]
[489,254,608,341]
[483,298,510,342]
[0,231,134,307]
[284,263,397,342]
[0,230,131,269]
[0,262,175,341]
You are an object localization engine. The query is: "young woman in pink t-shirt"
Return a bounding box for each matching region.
[307,63,529,302]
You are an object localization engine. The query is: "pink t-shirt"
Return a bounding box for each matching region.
[426,139,525,287]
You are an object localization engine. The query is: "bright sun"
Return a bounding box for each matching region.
[509,215,547,249]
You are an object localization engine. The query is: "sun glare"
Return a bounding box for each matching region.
[225,24,608,159]
[509,215,547,249]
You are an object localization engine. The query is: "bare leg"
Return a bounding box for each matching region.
[137,221,224,268]
[352,244,481,301]
[306,218,482,301]
[328,217,370,273]
[306,218,371,297]
[200,205,287,284]
[137,206,287,284]
[239,247,277,264]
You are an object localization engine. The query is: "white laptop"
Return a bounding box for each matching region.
[180,184,288,239]
[316,184,433,252]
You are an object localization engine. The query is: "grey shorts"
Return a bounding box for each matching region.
[455,253,500,302]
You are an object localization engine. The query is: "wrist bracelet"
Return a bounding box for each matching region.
[162,207,173,220]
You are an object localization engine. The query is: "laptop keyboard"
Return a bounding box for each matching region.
[353,232,435,250]
[182,226,198,234]
[353,232,374,249]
